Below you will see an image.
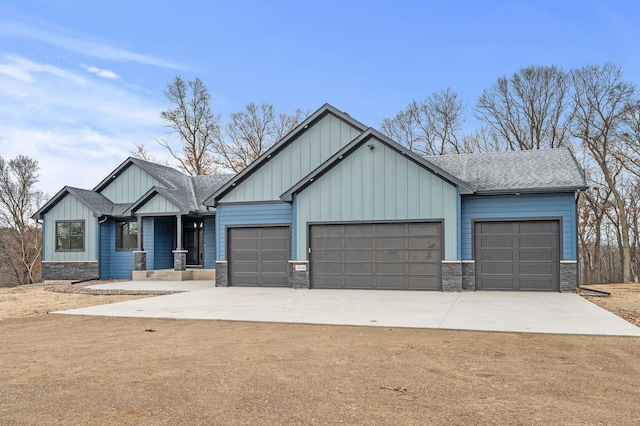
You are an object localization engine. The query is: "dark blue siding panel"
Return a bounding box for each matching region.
[143,217,155,270]
[216,203,293,261]
[99,222,111,278]
[204,217,216,268]
[154,217,175,269]
[99,220,133,279]
[461,193,577,261]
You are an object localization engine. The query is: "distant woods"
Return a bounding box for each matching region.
[0,155,43,286]
[381,63,640,285]
[139,63,640,285]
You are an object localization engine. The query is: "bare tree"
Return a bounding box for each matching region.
[213,102,307,173]
[475,65,570,151]
[381,88,468,156]
[0,155,44,285]
[129,142,168,165]
[157,76,221,175]
[569,62,637,282]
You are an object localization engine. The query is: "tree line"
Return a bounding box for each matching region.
[380,63,640,285]
[2,62,639,285]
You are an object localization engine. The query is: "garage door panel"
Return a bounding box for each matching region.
[375,237,406,250]
[520,263,553,275]
[408,277,440,290]
[481,263,516,274]
[376,250,405,262]
[311,222,442,290]
[228,226,290,287]
[479,236,514,249]
[478,250,514,261]
[408,263,440,275]
[408,237,440,249]
[345,239,373,249]
[519,235,554,248]
[343,263,373,274]
[313,262,341,274]
[343,250,373,262]
[520,249,554,261]
[475,220,559,291]
[313,238,342,250]
[376,262,407,275]
[343,224,372,236]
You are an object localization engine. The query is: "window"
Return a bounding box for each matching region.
[56,220,85,252]
[116,220,138,251]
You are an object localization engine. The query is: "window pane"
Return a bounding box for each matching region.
[70,236,83,250]
[57,235,70,250]
[71,222,84,236]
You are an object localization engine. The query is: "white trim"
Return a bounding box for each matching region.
[560,260,577,264]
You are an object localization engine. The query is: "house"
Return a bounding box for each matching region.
[33,158,231,281]
[35,103,587,291]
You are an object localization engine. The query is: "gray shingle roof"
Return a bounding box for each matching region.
[64,187,114,216]
[426,148,587,194]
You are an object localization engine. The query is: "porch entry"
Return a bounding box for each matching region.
[183,219,204,267]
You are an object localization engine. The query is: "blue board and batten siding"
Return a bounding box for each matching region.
[42,194,98,262]
[219,114,362,203]
[99,165,163,203]
[216,204,294,260]
[461,193,577,260]
[294,141,459,260]
[99,221,134,279]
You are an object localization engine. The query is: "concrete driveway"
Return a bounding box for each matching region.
[53,281,640,337]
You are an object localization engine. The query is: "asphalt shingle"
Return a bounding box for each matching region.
[426,147,587,193]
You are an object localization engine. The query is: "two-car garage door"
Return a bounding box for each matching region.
[310,222,443,290]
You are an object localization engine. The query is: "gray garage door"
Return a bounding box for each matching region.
[310,222,442,290]
[228,226,290,287]
[474,220,560,291]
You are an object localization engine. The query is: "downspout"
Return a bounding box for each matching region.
[575,190,581,289]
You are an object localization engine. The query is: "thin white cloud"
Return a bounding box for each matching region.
[0,21,186,70]
[0,52,168,197]
[0,63,31,81]
[4,55,86,84]
[82,65,120,80]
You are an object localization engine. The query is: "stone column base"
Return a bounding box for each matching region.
[441,261,462,291]
[560,261,578,292]
[173,250,188,271]
[215,261,228,287]
[134,251,147,271]
[462,261,476,290]
[288,261,309,289]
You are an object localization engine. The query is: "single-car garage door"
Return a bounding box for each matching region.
[227,226,290,287]
[474,220,560,291]
[310,222,442,290]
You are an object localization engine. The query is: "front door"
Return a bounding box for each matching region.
[183,219,204,266]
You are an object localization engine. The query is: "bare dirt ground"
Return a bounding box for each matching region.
[1,283,639,425]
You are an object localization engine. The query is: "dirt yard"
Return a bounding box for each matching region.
[1,283,639,425]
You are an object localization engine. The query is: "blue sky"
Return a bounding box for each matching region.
[1,0,639,196]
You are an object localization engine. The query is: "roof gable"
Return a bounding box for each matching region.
[280,128,474,202]
[204,103,367,206]
[32,186,113,220]
[130,190,182,214]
